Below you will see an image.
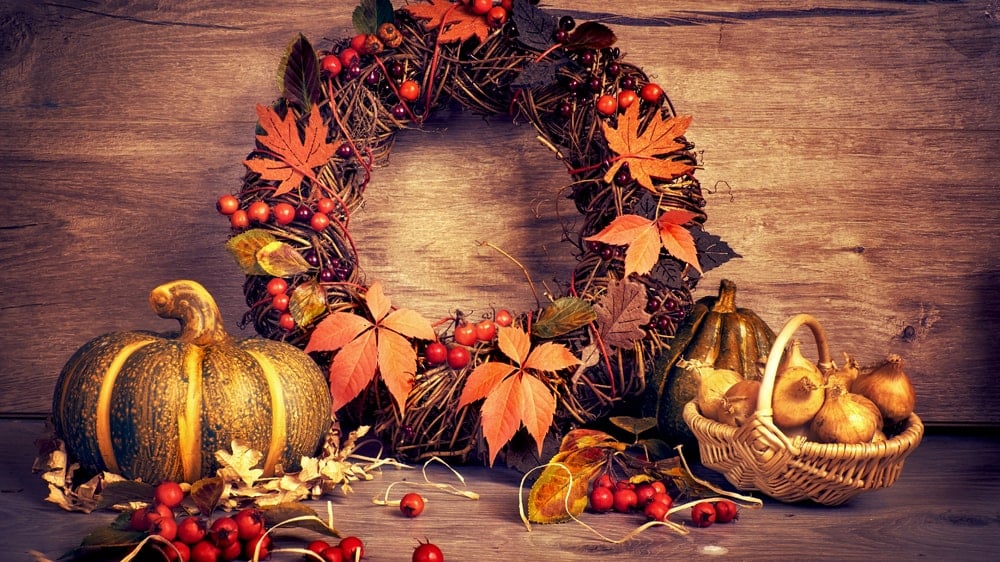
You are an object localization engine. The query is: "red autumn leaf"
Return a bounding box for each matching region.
[244,103,339,197]
[602,102,695,192]
[585,209,702,276]
[404,0,491,44]
[458,326,579,465]
[304,280,435,415]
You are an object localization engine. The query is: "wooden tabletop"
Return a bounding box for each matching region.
[2,420,998,561]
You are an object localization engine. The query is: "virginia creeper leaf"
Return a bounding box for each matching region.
[305,280,434,415]
[511,0,558,51]
[692,224,741,274]
[532,297,597,339]
[602,102,695,192]
[244,103,339,197]
[593,277,652,349]
[584,210,702,276]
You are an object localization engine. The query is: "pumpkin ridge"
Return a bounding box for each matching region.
[245,348,288,475]
[178,344,205,483]
[96,339,157,475]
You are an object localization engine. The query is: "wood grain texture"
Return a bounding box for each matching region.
[2,420,999,561]
[1,1,999,425]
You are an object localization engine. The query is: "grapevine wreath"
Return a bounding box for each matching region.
[219,0,738,466]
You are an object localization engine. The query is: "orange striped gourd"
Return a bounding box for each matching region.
[51,279,331,483]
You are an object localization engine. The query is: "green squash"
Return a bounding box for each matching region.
[51,280,331,483]
[645,279,775,448]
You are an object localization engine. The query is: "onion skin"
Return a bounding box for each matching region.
[853,354,916,424]
[773,340,825,430]
[810,383,882,444]
[719,379,761,427]
[694,364,744,422]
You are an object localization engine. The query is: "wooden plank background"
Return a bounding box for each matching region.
[1,0,998,425]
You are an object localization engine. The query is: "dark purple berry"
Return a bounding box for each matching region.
[581,51,596,66]
[621,77,636,90]
[303,249,320,267]
[606,62,621,77]
[365,69,382,86]
[319,268,337,282]
[337,144,354,158]
[388,61,405,78]
[554,29,569,43]
[295,206,313,223]
[646,298,661,313]
[559,15,576,31]
[558,102,573,118]
[391,103,407,120]
[348,64,363,79]
[600,247,615,261]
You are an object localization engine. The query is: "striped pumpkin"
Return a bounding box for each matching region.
[51,279,331,483]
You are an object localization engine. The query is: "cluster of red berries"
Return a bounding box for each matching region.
[423,310,513,370]
[128,482,271,562]
[587,475,739,528]
[304,536,366,562]
[216,194,345,233]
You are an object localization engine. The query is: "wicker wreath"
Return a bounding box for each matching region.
[218,0,736,464]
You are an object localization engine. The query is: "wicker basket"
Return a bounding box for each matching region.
[683,313,924,505]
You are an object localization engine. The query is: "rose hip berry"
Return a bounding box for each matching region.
[266,277,288,296]
[644,499,670,522]
[210,516,239,546]
[399,492,425,517]
[474,319,497,342]
[412,540,444,562]
[216,194,239,216]
[338,536,365,560]
[177,516,207,545]
[589,486,614,513]
[613,488,638,513]
[453,323,478,346]
[321,546,345,562]
[494,309,513,327]
[691,501,717,527]
[232,507,265,541]
[447,346,470,369]
[424,342,448,366]
[273,202,296,225]
[714,499,739,523]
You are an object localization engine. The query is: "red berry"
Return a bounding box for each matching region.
[617,89,637,110]
[216,194,239,216]
[501,0,513,10]
[614,479,634,491]
[593,474,614,489]
[412,541,444,562]
[691,501,717,527]
[425,342,448,366]
[247,201,270,223]
[640,82,664,104]
[271,293,290,312]
[150,502,176,522]
[266,277,288,296]
[209,516,239,546]
[634,483,656,507]
[650,491,673,511]
[612,488,638,513]
[453,323,478,346]
[398,79,420,103]
[190,540,221,562]
[321,54,343,76]
[714,499,739,523]
[493,309,513,327]
[399,492,425,517]
[471,0,492,15]
[308,540,332,556]
[130,508,152,532]
[487,6,508,27]
[311,211,332,231]
[338,536,364,560]
[596,94,617,116]
[474,319,497,342]
[317,197,337,214]
[278,313,296,331]
[644,500,670,522]
[649,481,667,495]
[218,539,241,561]
[242,533,271,560]
[339,47,360,68]
[321,546,345,562]
[273,202,296,225]
[589,486,614,513]
[447,346,470,369]
[166,540,191,562]
[229,209,249,230]
[177,516,208,546]
[151,516,179,542]
[350,33,369,54]
[232,508,265,541]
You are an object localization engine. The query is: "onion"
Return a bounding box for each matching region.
[853,354,916,424]
[772,340,825,431]
[718,379,761,427]
[826,352,860,392]
[691,362,744,422]
[809,381,882,444]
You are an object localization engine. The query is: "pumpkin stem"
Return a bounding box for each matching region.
[149,280,232,346]
[712,279,738,314]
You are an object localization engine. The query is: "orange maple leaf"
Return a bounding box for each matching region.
[602,102,695,192]
[457,326,580,465]
[244,103,339,197]
[404,0,491,44]
[304,280,435,416]
[584,209,702,276]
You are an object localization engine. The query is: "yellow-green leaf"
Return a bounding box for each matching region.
[256,240,311,277]
[532,297,597,339]
[609,416,658,436]
[290,280,328,327]
[527,445,609,523]
[225,229,277,275]
[189,477,224,516]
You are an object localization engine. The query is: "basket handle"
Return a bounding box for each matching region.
[756,313,833,424]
